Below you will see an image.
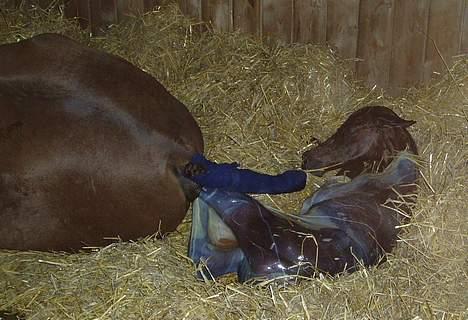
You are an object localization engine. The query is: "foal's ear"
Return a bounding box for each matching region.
[378,117,416,128]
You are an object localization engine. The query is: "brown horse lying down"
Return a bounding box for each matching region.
[301,106,418,178]
[0,33,203,251]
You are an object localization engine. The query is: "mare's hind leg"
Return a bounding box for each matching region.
[0,174,70,251]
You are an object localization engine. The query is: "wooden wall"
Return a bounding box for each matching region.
[63,0,162,35]
[6,0,467,93]
[178,0,468,93]
[3,1,163,35]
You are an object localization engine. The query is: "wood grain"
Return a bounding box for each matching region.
[233,0,260,36]
[63,0,91,30]
[460,0,468,53]
[116,0,144,21]
[60,0,468,93]
[262,0,293,43]
[202,0,232,32]
[356,0,394,89]
[424,0,464,82]
[184,0,202,20]
[294,0,327,44]
[326,0,360,71]
[389,0,430,89]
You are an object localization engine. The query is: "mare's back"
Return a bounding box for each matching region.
[0,34,203,251]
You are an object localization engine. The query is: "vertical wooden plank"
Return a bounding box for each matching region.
[144,0,162,11]
[177,0,186,14]
[64,0,91,29]
[356,0,394,89]
[64,0,79,19]
[326,0,360,71]
[117,0,144,20]
[2,0,17,8]
[461,0,468,53]
[294,0,327,44]
[22,0,56,8]
[89,0,104,35]
[201,0,232,32]
[99,0,118,25]
[184,0,202,20]
[262,0,293,43]
[75,0,91,30]
[87,0,119,35]
[424,0,463,82]
[389,0,430,90]
[233,0,260,36]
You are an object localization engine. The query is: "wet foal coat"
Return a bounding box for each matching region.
[0,33,203,251]
[188,106,419,282]
[190,152,419,282]
[301,106,418,178]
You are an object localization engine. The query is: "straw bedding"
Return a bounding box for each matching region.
[0,3,466,319]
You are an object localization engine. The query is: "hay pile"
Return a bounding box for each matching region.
[0,3,467,319]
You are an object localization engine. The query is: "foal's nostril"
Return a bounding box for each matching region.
[301,157,319,170]
[301,157,327,176]
[301,152,313,168]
